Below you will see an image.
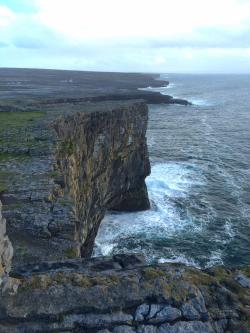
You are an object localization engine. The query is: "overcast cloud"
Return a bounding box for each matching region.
[0,0,250,72]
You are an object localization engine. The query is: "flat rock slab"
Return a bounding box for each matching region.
[0,260,250,332]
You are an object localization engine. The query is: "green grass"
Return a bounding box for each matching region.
[241,267,250,278]
[0,183,7,194]
[47,171,61,178]
[59,140,74,155]
[15,245,29,256]
[65,247,78,259]
[0,111,47,153]
[0,111,46,194]
[3,203,23,210]
[0,152,29,162]
[0,111,45,133]
[0,170,16,193]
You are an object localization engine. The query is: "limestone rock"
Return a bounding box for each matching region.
[0,260,250,332]
[137,325,157,333]
[0,201,13,287]
[158,321,215,333]
[181,302,201,320]
[135,303,150,321]
[147,304,163,319]
[54,101,151,257]
[64,312,133,329]
[235,272,250,288]
[148,305,181,324]
[113,326,136,333]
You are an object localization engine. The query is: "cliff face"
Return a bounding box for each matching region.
[0,100,150,265]
[0,69,249,333]
[0,201,13,288]
[54,101,150,257]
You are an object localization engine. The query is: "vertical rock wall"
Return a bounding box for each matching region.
[54,101,150,257]
[0,201,13,288]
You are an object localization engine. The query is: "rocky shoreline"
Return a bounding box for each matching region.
[1,248,250,332]
[0,69,249,332]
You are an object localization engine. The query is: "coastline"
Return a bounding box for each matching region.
[0,69,249,332]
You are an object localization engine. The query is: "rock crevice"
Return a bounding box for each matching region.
[0,254,250,333]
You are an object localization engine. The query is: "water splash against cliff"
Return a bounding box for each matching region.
[95,74,250,268]
[94,162,210,266]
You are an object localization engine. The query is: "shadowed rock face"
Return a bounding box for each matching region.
[0,69,187,267]
[54,102,150,257]
[111,181,150,212]
[0,201,13,288]
[0,99,151,266]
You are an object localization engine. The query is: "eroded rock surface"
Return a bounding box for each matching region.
[0,69,249,333]
[54,101,150,257]
[0,99,150,265]
[0,69,187,265]
[0,254,249,332]
[0,201,13,288]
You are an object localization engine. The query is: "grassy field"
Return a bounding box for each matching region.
[0,111,46,194]
[0,111,45,132]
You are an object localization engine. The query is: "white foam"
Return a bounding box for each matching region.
[167,83,175,89]
[95,242,117,256]
[188,98,211,106]
[147,163,204,196]
[224,220,235,239]
[158,255,201,268]
[94,162,205,258]
[138,84,175,95]
[206,250,224,267]
[139,84,212,107]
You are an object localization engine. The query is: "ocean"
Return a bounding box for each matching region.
[94,73,250,268]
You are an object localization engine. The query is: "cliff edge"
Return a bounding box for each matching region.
[0,69,249,333]
[53,101,150,257]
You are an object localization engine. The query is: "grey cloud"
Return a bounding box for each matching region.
[1,41,250,73]
[145,26,250,49]
[2,5,250,74]
[7,14,250,53]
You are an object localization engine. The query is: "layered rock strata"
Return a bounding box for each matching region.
[54,101,150,257]
[0,254,249,332]
[1,99,150,264]
[0,201,13,288]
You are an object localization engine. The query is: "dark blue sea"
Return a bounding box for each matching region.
[94,74,250,268]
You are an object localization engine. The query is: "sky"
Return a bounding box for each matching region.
[0,0,250,73]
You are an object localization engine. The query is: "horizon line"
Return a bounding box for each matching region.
[1,66,250,75]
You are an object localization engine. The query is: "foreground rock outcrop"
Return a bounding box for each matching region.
[1,198,249,333]
[0,253,249,332]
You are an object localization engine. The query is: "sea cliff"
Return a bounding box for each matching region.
[0,69,249,333]
[53,101,150,257]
